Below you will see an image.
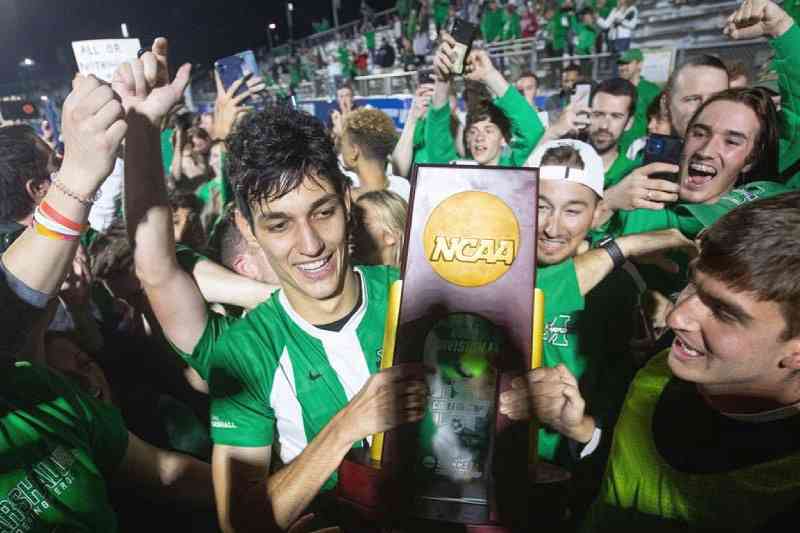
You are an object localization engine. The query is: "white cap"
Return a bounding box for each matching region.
[526,139,605,198]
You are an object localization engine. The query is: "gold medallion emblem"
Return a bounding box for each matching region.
[423,191,520,287]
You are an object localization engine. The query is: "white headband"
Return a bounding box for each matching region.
[526,139,605,198]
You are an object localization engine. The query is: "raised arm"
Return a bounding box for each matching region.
[392,83,433,177]
[114,38,207,354]
[574,228,697,296]
[425,33,460,164]
[725,0,800,178]
[464,49,544,165]
[2,76,126,295]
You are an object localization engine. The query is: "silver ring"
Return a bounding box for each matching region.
[646,190,653,200]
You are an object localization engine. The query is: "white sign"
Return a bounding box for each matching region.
[642,48,675,85]
[71,38,142,83]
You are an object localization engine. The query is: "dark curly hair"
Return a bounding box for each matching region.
[0,125,53,223]
[225,105,348,227]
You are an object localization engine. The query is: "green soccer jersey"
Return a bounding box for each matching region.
[182,265,399,490]
[0,361,129,533]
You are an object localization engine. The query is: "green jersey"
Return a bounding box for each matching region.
[548,9,577,52]
[604,151,642,188]
[618,78,661,155]
[426,85,544,167]
[181,265,398,490]
[0,361,129,533]
[481,7,505,43]
[501,10,522,41]
[574,22,598,55]
[775,25,800,185]
[535,260,638,464]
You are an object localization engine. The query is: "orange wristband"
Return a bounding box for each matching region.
[34,221,79,241]
[40,201,87,233]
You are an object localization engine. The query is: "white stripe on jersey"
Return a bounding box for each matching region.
[271,347,308,463]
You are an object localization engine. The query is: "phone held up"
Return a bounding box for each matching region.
[214,50,259,101]
[417,67,436,85]
[449,17,478,75]
[643,133,684,183]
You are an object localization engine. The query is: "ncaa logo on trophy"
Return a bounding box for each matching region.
[423,191,520,288]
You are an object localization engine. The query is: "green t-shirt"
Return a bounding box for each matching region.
[180,265,398,490]
[605,152,642,188]
[502,10,523,41]
[548,9,577,52]
[426,85,544,167]
[618,78,662,155]
[481,8,505,43]
[535,259,638,465]
[575,22,598,55]
[0,361,129,533]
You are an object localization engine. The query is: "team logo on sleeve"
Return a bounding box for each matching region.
[423,192,520,288]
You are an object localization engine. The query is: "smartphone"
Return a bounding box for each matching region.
[214,50,259,98]
[643,133,684,182]
[417,66,435,85]
[571,83,591,107]
[449,18,478,75]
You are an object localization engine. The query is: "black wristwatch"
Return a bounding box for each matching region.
[597,236,626,269]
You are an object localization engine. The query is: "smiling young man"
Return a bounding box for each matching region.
[426,34,544,167]
[586,78,642,189]
[120,41,428,532]
[530,191,800,530]
[514,139,695,471]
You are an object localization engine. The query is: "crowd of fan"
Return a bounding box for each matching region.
[2,0,800,532]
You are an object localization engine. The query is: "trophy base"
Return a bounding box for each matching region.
[337,450,572,531]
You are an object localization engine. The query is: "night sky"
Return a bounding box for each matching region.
[0,0,394,84]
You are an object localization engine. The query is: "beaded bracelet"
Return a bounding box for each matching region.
[50,175,100,206]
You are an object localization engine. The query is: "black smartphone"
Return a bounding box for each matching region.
[417,66,435,85]
[643,133,684,182]
[449,18,478,75]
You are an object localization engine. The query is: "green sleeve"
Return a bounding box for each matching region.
[175,243,209,274]
[772,24,800,175]
[617,207,677,236]
[494,86,545,166]
[208,340,276,447]
[425,102,460,164]
[170,310,237,380]
[604,154,642,189]
[161,128,174,175]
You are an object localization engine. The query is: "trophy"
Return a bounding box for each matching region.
[338,165,560,530]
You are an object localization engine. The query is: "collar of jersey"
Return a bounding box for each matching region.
[721,400,800,424]
[278,266,368,339]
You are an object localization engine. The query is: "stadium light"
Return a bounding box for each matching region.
[19,58,35,68]
[269,23,277,30]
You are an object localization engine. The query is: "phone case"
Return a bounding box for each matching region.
[451,42,469,75]
[450,18,477,75]
[215,50,259,98]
